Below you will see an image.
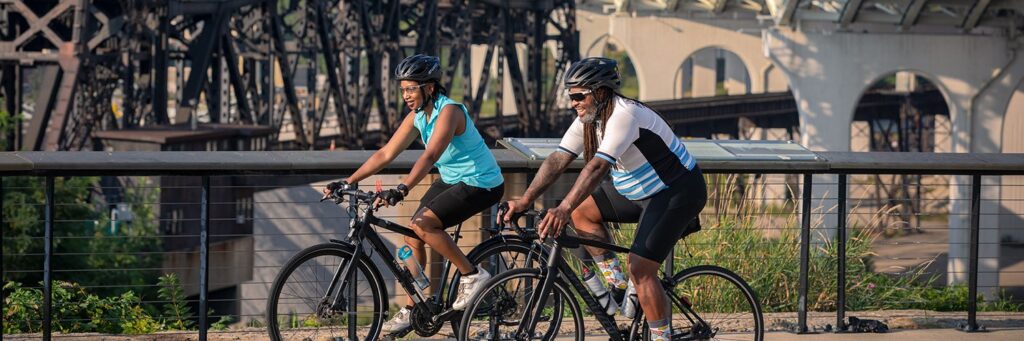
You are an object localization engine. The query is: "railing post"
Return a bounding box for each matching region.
[797,173,812,334]
[836,174,847,332]
[199,176,210,340]
[960,174,983,332]
[43,176,54,340]
[1,177,4,336]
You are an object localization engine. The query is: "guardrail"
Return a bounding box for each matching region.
[2,149,1023,339]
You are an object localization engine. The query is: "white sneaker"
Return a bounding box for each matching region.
[382,307,411,333]
[452,266,491,311]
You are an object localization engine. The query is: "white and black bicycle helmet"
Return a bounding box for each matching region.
[563,57,621,90]
[395,54,442,83]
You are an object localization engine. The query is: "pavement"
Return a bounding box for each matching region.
[574,328,1024,341]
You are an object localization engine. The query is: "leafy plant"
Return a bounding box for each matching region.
[158,273,194,330]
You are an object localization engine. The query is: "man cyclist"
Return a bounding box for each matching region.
[501,57,707,340]
[325,54,503,333]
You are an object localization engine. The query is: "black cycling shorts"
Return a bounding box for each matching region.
[417,179,505,228]
[590,166,707,262]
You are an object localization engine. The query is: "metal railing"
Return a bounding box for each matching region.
[2,150,1023,339]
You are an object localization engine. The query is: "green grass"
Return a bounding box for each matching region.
[563,174,1023,314]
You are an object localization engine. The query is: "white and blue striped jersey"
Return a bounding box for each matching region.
[557,97,697,200]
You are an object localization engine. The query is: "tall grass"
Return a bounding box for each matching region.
[573,173,1023,313]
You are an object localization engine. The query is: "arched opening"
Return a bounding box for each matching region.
[675,47,750,98]
[587,35,641,99]
[850,71,951,154]
[848,71,954,286]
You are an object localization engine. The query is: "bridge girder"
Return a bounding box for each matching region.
[0,0,580,151]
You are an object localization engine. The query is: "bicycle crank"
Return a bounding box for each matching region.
[411,302,445,336]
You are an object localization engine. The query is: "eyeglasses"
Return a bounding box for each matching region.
[567,89,592,102]
[400,83,428,94]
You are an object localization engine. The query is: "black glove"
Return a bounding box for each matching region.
[327,180,355,195]
[378,188,405,206]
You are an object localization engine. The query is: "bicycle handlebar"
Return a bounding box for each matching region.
[496,202,541,239]
[320,185,378,206]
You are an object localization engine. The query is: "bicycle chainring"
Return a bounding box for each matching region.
[411,302,444,336]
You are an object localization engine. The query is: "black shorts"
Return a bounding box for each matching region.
[590,166,707,262]
[417,180,505,228]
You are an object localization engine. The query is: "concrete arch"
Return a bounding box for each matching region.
[848,70,954,153]
[853,69,957,121]
[582,33,643,98]
[675,46,752,98]
[762,64,789,93]
[575,10,774,100]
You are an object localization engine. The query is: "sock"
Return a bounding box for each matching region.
[648,318,671,341]
[593,253,627,290]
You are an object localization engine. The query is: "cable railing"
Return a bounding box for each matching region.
[2,149,1023,339]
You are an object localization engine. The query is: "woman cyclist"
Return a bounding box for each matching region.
[324,54,503,333]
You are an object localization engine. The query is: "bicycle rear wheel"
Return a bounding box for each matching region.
[266,243,387,341]
[637,265,763,341]
[458,268,585,341]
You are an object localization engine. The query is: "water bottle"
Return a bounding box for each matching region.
[621,279,638,318]
[583,271,619,316]
[397,245,430,290]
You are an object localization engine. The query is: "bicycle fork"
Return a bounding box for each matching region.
[515,241,563,341]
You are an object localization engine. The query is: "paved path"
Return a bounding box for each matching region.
[575,329,1024,341]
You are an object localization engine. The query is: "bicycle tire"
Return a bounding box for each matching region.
[458,268,585,341]
[636,265,763,341]
[266,242,387,341]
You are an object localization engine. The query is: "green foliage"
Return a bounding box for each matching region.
[3,281,162,334]
[0,106,21,151]
[2,176,163,299]
[158,273,194,330]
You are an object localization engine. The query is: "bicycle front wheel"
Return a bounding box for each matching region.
[638,265,763,341]
[459,268,585,341]
[266,243,387,341]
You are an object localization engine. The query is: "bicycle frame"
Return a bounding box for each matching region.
[325,194,464,319]
[516,233,710,341]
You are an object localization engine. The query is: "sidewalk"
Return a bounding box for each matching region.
[577,329,1024,341]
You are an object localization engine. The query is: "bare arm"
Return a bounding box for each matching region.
[344,112,419,184]
[557,157,611,211]
[520,151,576,204]
[537,157,611,238]
[402,105,462,189]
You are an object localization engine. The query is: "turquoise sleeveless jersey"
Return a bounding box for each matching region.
[413,94,503,188]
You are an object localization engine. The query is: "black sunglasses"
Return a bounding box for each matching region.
[568,89,592,102]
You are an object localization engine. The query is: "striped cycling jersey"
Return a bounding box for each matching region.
[557,97,697,200]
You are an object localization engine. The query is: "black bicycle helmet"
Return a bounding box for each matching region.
[395,54,442,83]
[563,57,621,90]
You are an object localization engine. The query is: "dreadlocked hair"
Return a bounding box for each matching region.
[582,87,615,162]
[581,89,667,163]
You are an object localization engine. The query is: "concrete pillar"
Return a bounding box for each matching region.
[723,52,749,95]
[894,71,918,93]
[692,51,718,97]
[767,28,1020,298]
[1001,83,1024,244]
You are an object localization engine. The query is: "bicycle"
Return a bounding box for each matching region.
[265,184,545,340]
[458,209,764,341]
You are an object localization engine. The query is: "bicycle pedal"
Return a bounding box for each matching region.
[384,326,413,339]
